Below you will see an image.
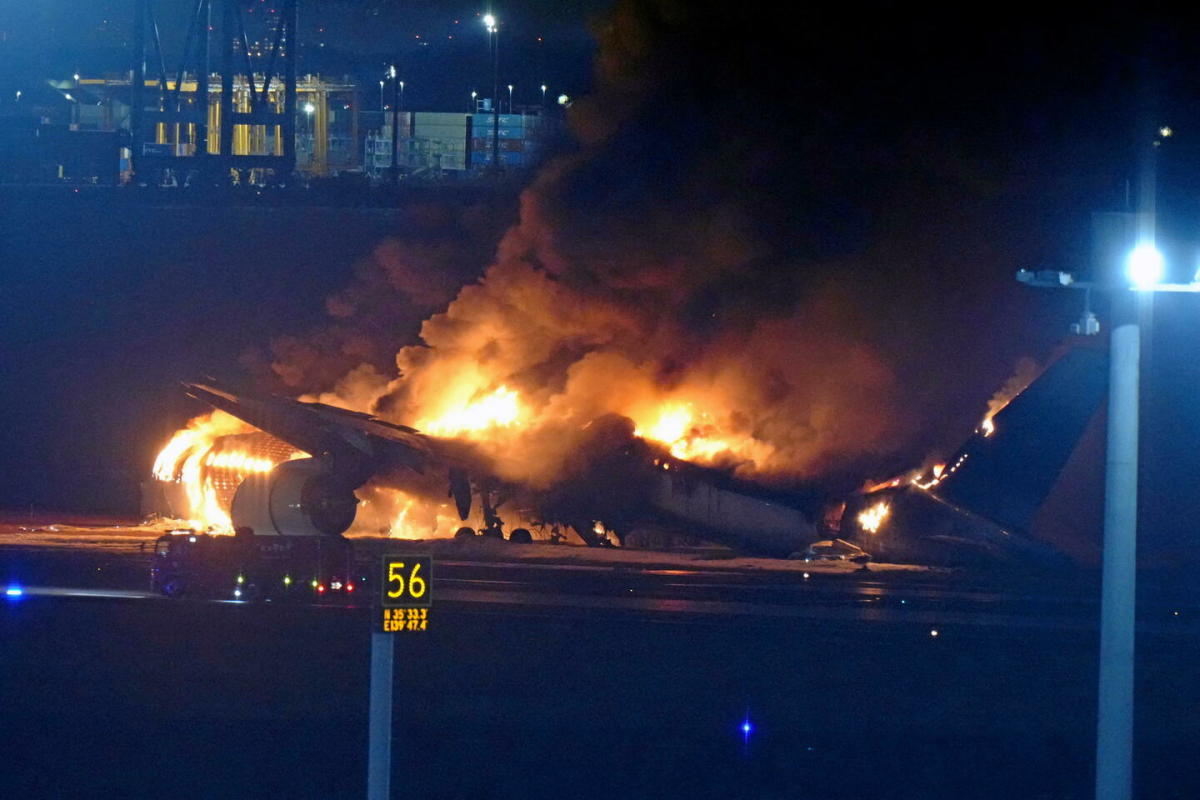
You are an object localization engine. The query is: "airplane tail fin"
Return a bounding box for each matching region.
[931,347,1108,536]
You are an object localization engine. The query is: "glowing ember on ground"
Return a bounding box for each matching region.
[857,500,891,533]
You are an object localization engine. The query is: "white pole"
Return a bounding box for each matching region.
[367,631,395,800]
[1095,290,1140,800]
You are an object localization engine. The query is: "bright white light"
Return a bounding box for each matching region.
[1160,126,1173,138]
[557,94,570,106]
[1127,243,1164,289]
[389,65,396,79]
[483,13,496,31]
[6,586,23,597]
[73,73,80,81]
[303,102,316,114]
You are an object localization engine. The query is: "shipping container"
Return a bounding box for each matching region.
[470,113,527,130]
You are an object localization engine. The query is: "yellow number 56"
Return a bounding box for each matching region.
[387,561,427,599]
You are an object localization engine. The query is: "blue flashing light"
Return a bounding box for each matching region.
[6,586,24,597]
[741,721,752,734]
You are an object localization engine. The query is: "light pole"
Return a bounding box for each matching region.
[303,101,315,166]
[389,64,399,184]
[470,90,477,113]
[540,84,547,107]
[379,80,384,113]
[398,80,407,173]
[507,83,513,113]
[483,12,499,172]
[1015,205,1200,800]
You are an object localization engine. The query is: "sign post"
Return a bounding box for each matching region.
[366,631,394,800]
[367,554,431,800]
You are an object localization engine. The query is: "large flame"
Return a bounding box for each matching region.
[151,412,305,531]
[631,400,773,467]
[418,384,524,436]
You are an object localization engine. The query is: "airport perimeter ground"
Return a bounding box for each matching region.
[2,518,1200,799]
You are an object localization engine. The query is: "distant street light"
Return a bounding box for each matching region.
[379,80,384,112]
[303,102,315,114]
[470,90,477,113]
[540,84,547,106]
[507,84,513,113]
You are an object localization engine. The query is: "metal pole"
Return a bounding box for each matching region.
[366,631,394,800]
[390,67,399,184]
[491,29,499,172]
[1095,288,1139,800]
[131,0,145,180]
[219,0,234,167]
[282,0,297,178]
[197,0,211,166]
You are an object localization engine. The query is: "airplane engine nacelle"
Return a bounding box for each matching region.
[230,457,358,536]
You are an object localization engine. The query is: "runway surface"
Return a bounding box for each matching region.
[4,521,1200,798]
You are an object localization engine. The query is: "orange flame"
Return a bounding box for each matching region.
[632,401,770,466]
[857,500,890,533]
[418,385,524,436]
[151,412,304,531]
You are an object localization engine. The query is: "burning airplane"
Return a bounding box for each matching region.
[145,345,1105,567]
[145,381,819,556]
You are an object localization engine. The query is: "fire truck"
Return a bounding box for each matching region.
[150,528,359,602]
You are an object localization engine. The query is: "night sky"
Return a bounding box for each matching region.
[2,1,1200,557]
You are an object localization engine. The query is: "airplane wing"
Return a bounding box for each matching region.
[183,381,478,521]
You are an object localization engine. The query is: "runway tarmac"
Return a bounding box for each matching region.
[4,520,1200,798]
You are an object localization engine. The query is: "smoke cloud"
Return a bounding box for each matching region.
[263,1,1114,497]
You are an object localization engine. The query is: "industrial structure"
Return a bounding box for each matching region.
[0,1,559,187]
[128,0,301,183]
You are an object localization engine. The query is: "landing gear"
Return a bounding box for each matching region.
[509,528,533,544]
[479,482,506,541]
[454,526,477,539]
